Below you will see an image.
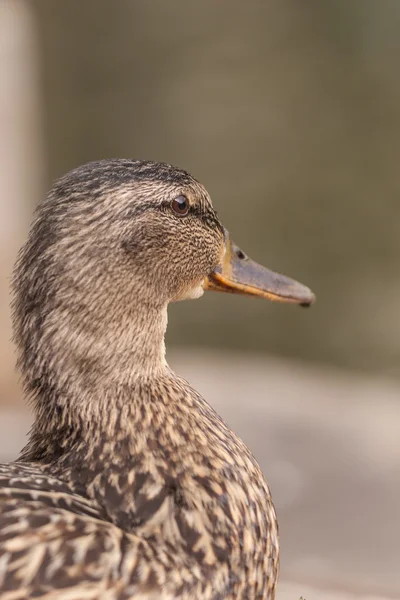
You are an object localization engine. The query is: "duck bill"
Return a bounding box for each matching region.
[203,234,315,306]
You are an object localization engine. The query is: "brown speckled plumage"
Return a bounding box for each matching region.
[0,160,280,599]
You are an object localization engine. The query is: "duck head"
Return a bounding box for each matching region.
[13,159,314,397]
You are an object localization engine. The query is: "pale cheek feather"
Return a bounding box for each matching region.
[175,281,205,301]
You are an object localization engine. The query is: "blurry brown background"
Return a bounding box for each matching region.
[1,1,399,599]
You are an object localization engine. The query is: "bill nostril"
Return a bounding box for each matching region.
[235,248,247,260]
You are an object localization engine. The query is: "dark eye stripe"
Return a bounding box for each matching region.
[190,205,224,233]
[159,197,223,233]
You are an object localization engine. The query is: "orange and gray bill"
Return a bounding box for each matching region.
[203,233,315,307]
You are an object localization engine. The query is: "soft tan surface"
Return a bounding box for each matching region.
[278,581,390,600]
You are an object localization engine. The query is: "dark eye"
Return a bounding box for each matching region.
[171,195,189,216]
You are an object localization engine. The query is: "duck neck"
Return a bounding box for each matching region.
[19,300,170,462]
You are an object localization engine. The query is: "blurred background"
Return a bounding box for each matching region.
[1,1,399,598]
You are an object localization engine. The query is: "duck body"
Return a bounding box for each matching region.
[0,160,313,599]
[1,376,278,599]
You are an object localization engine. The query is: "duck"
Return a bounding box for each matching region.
[0,159,314,600]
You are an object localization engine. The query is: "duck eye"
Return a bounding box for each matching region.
[171,195,189,216]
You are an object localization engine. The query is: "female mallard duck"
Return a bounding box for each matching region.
[0,160,314,599]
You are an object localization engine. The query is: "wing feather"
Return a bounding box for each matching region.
[0,464,165,599]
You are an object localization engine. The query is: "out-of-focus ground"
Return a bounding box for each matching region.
[2,352,399,600]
